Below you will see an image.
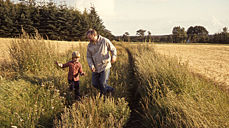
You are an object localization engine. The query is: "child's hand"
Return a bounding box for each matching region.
[55,61,63,68]
[81,72,85,76]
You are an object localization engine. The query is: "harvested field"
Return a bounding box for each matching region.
[155,43,229,89]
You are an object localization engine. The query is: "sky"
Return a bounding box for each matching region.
[26,0,229,36]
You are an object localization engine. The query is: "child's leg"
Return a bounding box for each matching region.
[68,80,74,91]
[74,81,80,98]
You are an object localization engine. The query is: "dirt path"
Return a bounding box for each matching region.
[124,47,145,128]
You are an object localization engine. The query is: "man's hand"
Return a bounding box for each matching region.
[111,57,117,63]
[91,66,96,72]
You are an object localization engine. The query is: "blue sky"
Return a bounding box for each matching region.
[26,0,229,35]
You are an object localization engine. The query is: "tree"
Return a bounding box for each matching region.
[122,32,129,42]
[223,27,228,33]
[136,29,146,37]
[0,1,113,41]
[0,0,15,37]
[87,7,105,35]
[172,26,187,43]
[136,29,146,42]
[187,26,209,43]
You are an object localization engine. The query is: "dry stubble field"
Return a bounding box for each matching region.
[1,38,229,90]
[155,43,229,90]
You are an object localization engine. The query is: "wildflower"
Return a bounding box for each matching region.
[20,118,24,122]
[55,89,60,93]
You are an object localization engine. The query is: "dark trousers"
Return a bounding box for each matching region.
[68,80,80,98]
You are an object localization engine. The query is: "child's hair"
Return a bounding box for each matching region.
[86,28,97,36]
[72,51,80,58]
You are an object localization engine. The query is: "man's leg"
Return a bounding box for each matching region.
[99,68,114,95]
[92,72,100,90]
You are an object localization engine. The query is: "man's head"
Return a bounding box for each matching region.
[72,51,80,62]
[86,29,98,43]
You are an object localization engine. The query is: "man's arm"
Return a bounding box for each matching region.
[87,46,96,72]
[106,39,117,62]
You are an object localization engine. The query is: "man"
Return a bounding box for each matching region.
[86,29,117,96]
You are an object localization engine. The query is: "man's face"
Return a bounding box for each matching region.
[87,34,97,42]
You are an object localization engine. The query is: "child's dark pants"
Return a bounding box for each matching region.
[68,80,80,99]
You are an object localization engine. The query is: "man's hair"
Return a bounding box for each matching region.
[86,28,97,36]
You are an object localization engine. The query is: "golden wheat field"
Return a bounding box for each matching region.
[154,43,229,90]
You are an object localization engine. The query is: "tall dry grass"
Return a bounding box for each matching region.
[53,43,132,128]
[8,30,57,75]
[54,95,130,128]
[0,32,131,127]
[127,44,229,127]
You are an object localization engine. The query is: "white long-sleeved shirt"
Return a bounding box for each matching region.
[87,35,117,73]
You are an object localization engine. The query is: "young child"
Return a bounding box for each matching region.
[55,51,85,100]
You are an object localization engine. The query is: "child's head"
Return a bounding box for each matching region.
[72,51,80,62]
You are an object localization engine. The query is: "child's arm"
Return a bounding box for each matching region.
[79,64,85,76]
[55,61,68,68]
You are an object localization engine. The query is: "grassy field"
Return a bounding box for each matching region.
[0,35,229,127]
[1,39,229,90]
[154,43,229,90]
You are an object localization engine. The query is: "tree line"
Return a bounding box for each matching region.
[1,0,228,43]
[0,0,114,41]
[118,26,229,44]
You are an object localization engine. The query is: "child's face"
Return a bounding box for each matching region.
[72,57,80,62]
